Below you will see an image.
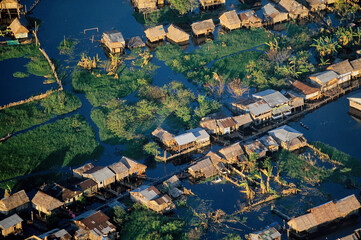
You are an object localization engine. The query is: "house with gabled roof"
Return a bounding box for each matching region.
[82,166,116,189]
[0,190,29,215]
[259,135,279,152]
[309,70,339,92]
[188,157,218,179]
[350,58,361,78]
[232,98,273,125]
[73,163,94,178]
[102,30,125,53]
[232,113,253,129]
[327,60,354,87]
[32,191,64,216]
[144,25,166,42]
[191,19,215,36]
[268,125,307,151]
[219,10,241,30]
[243,140,268,160]
[217,117,237,135]
[200,119,219,135]
[0,214,23,237]
[278,0,309,19]
[218,142,247,164]
[166,24,189,44]
[9,18,28,39]
[130,185,174,213]
[239,10,263,28]
[76,179,98,196]
[291,80,321,101]
[306,0,327,11]
[288,195,361,238]
[152,127,175,147]
[74,210,117,240]
[109,156,147,181]
[253,89,291,120]
[261,3,288,25]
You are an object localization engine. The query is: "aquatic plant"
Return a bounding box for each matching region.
[58,38,78,55]
[12,71,29,78]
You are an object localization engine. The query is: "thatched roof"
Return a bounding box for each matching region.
[144,25,166,41]
[152,127,174,143]
[218,142,245,161]
[200,119,218,132]
[32,191,63,212]
[0,0,22,9]
[73,163,94,176]
[191,19,215,35]
[77,179,97,191]
[309,70,338,84]
[103,31,124,44]
[219,10,241,28]
[278,0,308,15]
[206,151,222,166]
[243,140,267,156]
[127,36,145,48]
[189,157,218,178]
[0,190,29,212]
[288,195,361,232]
[351,58,361,71]
[109,156,146,178]
[239,10,262,24]
[9,18,28,35]
[166,24,189,43]
[327,60,353,75]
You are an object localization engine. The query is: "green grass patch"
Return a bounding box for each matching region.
[0,114,102,189]
[72,66,153,107]
[13,71,29,78]
[120,204,187,240]
[0,91,81,136]
[311,141,361,178]
[156,28,270,74]
[276,149,332,184]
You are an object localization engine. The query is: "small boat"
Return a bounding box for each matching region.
[212,177,223,183]
[0,133,12,142]
[300,122,309,130]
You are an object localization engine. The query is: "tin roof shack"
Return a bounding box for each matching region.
[248,226,281,240]
[348,95,361,118]
[76,179,98,196]
[0,214,23,237]
[132,0,157,12]
[188,157,219,179]
[351,58,361,78]
[217,117,237,135]
[163,175,183,198]
[187,128,211,147]
[243,140,268,160]
[269,125,307,151]
[327,60,354,87]
[83,166,116,189]
[219,10,241,30]
[259,135,279,152]
[102,31,125,54]
[26,228,72,240]
[191,19,215,36]
[0,190,29,215]
[232,98,272,125]
[288,195,361,239]
[199,0,225,9]
[170,132,197,152]
[306,0,326,11]
[166,24,189,44]
[239,10,263,28]
[292,80,321,101]
[109,156,147,181]
[200,119,219,134]
[285,91,305,112]
[9,18,28,39]
[32,191,63,216]
[253,89,291,120]
[130,186,174,213]
[232,113,253,129]
[127,36,145,49]
[308,70,339,92]
[261,3,288,25]
[73,163,94,178]
[152,127,175,147]
[74,211,117,240]
[218,142,247,164]
[145,25,166,42]
[278,0,309,19]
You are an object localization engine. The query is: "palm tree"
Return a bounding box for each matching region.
[254,173,266,194]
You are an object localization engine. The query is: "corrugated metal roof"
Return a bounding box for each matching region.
[217,117,236,129]
[292,80,320,95]
[173,132,197,146]
[253,89,289,107]
[104,30,125,43]
[351,58,361,71]
[90,167,115,183]
[187,128,210,141]
[0,214,22,230]
[310,70,338,84]
[259,135,279,148]
[269,125,303,142]
[272,104,292,115]
[247,99,272,116]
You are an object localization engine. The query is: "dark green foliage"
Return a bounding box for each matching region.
[0,115,102,188]
[72,67,151,107]
[58,38,78,55]
[120,206,187,240]
[168,0,198,14]
[0,91,81,136]
[143,142,160,156]
[276,149,331,184]
[26,56,53,77]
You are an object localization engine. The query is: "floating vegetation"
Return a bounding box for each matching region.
[13,71,29,78]
[58,38,78,55]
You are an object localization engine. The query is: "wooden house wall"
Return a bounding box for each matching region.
[14,32,27,39]
[1,222,21,237]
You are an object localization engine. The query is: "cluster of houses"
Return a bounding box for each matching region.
[188,125,307,180]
